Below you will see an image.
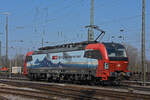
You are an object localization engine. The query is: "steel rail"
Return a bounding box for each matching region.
[0,79,150,100]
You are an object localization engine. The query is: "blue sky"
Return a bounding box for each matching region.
[0,0,149,59]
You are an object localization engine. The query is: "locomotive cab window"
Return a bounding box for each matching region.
[107,48,127,57]
[84,50,102,60]
[26,56,33,62]
[104,43,128,61]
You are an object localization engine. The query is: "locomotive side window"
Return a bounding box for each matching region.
[26,56,33,62]
[84,50,102,60]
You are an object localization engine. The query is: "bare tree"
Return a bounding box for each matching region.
[0,54,25,68]
[125,44,141,72]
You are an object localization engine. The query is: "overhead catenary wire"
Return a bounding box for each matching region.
[97,13,150,26]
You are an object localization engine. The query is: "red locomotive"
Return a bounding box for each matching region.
[24,41,130,84]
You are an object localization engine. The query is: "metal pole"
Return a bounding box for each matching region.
[88,0,94,41]
[15,48,18,66]
[42,38,44,47]
[6,15,8,67]
[0,41,1,64]
[141,0,146,86]
[9,60,11,78]
[42,30,45,47]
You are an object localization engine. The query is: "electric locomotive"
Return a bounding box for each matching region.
[24,41,130,84]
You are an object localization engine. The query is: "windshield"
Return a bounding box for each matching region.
[107,48,127,57]
[25,56,33,62]
[103,43,127,58]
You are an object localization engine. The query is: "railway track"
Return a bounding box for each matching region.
[122,80,150,86]
[0,79,150,100]
[1,76,150,92]
[0,79,102,100]
[0,87,55,100]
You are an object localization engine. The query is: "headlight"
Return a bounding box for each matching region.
[104,62,109,69]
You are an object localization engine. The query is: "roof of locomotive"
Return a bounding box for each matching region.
[31,41,99,54]
[103,42,125,49]
[30,42,125,55]
[38,41,98,50]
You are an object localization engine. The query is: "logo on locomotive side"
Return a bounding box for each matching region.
[52,56,58,60]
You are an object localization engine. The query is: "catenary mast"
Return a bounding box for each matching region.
[88,0,95,41]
